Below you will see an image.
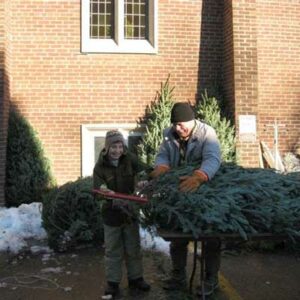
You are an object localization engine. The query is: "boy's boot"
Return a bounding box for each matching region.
[128,277,151,291]
[102,281,120,299]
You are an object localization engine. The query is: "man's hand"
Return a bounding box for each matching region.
[179,170,208,192]
[149,165,170,179]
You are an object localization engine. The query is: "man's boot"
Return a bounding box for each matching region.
[162,240,188,290]
[197,240,221,296]
[162,269,187,290]
[196,277,219,297]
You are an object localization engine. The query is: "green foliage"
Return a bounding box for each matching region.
[141,164,300,241]
[5,109,56,207]
[195,91,236,162]
[137,76,175,166]
[42,177,104,252]
[137,79,236,166]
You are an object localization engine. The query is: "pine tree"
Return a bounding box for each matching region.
[137,76,175,166]
[5,109,56,207]
[195,90,236,162]
[42,177,104,252]
[137,80,236,166]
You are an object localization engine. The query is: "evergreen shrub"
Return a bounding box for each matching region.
[137,78,236,165]
[5,109,56,207]
[42,176,104,252]
[195,91,236,162]
[137,76,175,166]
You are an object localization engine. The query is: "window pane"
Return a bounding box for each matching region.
[128,135,142,155]
[100,3,105,12]
[91,26,98,38]
[99,26,105,37]
[99,14,105,25]
[92,3,99,13]
[134,15,139,24]
[92,14,98,25]
[94,137,105,164]
[90,0,114,39]
[124,0,148,40]
[134,4,139,14]
[127,3,132,14]
[126,15,133,24]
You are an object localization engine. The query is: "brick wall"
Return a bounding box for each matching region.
[1,0,299,205]
[231,0,260,167]
[222,0,235,116]
[256,0,300,155]
[231,0,300,166]
[5,0,223,187]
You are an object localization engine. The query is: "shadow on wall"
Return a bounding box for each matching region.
[5,104,56,208]
[0,51,9,206]
[0,50,5,138]
[197,0,224,102]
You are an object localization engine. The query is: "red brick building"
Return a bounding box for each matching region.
[0,0,299,205]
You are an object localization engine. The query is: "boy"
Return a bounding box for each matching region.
[93,130,150,299]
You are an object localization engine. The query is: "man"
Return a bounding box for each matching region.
[149,102,221,296]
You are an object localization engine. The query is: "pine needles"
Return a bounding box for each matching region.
[141,164,300,241]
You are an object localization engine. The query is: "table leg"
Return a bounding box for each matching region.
[200,241,206,300]
[189,241,198,293]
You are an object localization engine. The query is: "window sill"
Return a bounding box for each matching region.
[81,39,158,54]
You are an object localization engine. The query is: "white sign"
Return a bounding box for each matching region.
[239,115,256,142]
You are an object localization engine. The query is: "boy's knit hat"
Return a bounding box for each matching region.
[104,130,125,154]
[171,102,195,123]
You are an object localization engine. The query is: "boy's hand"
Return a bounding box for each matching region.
[136,180,149,189]
[112,199,128,209]
[100,184,115,194]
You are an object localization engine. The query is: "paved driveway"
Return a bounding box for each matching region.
[0,245,299,300]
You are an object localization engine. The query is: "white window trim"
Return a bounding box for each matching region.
[81,123,144,177]
[81,0,158,54]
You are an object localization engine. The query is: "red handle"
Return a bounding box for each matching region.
[93,189,148,204]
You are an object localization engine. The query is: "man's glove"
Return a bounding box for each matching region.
[179,170,208,192]
[149,165,170,179]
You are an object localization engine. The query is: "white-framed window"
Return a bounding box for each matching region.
[81,0,158,54]
[81,123,144,176]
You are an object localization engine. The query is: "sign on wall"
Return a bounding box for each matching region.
[239,115,257,142]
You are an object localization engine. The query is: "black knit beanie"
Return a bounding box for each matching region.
[171,102,195,123]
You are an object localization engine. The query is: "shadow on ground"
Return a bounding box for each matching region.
[0,243,299,300]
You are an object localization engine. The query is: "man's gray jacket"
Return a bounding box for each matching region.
[154,120,221,180]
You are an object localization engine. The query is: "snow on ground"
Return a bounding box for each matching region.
[0,203,169,255]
